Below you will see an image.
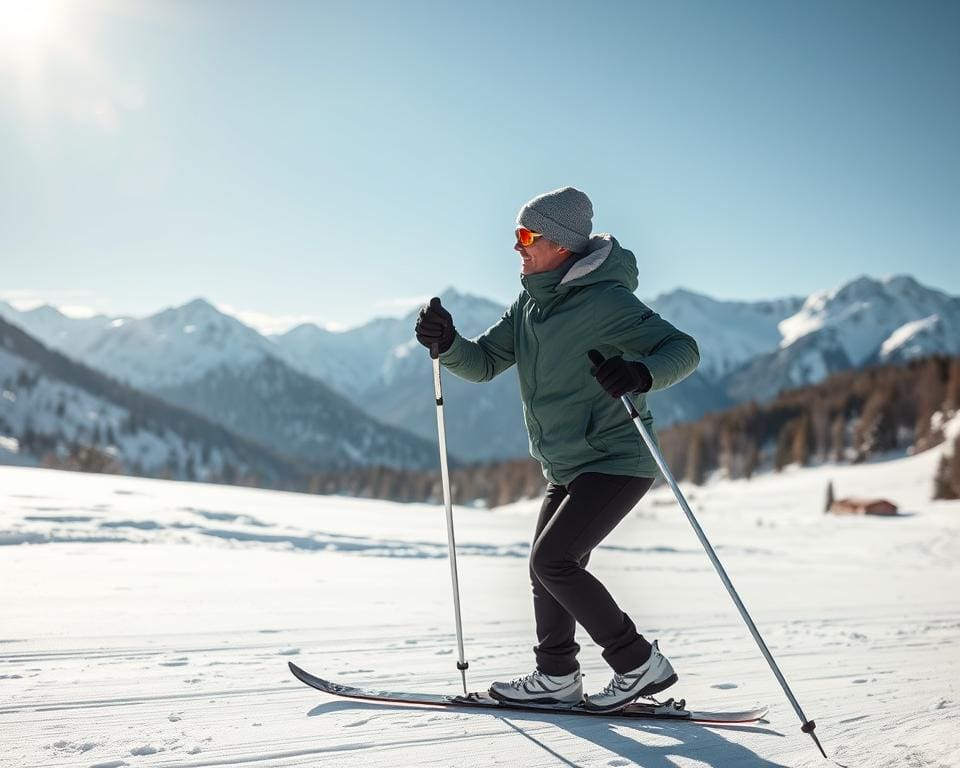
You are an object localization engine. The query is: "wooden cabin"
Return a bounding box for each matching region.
[829,497,898,516]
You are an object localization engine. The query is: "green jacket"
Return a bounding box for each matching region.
[439,235,700,485]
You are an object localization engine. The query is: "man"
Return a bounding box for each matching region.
[414,187,699,713]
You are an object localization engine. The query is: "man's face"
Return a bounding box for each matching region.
[515,234,570,276]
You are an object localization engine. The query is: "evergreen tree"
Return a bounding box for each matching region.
[774,422,793,472]
[945,359,960,412]
[686,431,705,485]
[830,414,847,462]
[913,362,942,451]
[933,436,960,500]
[719,426,736,479]
[791,415,813,466]
[743,438,759,479]
[811,405,830,463]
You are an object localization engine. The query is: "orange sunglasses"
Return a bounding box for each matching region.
[515,227,543,247]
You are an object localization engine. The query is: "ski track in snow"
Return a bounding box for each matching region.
[1,450,959,768]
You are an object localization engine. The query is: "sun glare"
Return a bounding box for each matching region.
[0,0,67,65]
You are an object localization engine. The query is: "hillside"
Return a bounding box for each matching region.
[0,316,304,488]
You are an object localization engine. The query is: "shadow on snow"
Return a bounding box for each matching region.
[306,699,790,768]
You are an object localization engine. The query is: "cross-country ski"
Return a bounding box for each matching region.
[288,662,770,725]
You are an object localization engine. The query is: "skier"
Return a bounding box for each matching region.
[414,187,700,713]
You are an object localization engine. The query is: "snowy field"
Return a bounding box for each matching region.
[2,443,959,768]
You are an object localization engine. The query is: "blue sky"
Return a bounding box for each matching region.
[1,0,958,332]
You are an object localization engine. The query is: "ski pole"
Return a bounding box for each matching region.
[588,350,828,760]
[430,319,469,695]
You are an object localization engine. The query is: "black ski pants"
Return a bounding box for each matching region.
[530,471,655,677]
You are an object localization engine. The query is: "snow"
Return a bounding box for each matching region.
[880,316,940,357]
[940,412,960,459]
[2,444,959,767]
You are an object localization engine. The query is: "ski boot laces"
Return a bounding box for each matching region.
[598,672,629,698]
[507,670,545,690]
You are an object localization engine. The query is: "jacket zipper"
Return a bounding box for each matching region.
[527,304,545,458]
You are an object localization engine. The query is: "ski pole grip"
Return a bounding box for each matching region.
[429,297,442,360]
[587,349,605,368]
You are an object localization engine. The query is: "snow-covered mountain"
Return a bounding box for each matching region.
[647,289,804,381]
[358,289,529,462]
[722,327,854,404]
[879,314,956,363]
[646,276,960,400]
[779,275,960,365]
[269,289,533,462]
[273,317,411,397]
[723,276,960,402]
[271,288,733,459]
[88,300,443,470]
[4,274,957,465]
[82,298,276,390]
[154,356,443,472]
[272,288,511,392]
[0,316,302,485]
[0,301,444,471]
[376,289,511,385]
[0,300,120,358]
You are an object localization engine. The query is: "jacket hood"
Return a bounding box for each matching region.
[560,235,639,292]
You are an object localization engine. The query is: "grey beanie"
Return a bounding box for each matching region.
[516,186,593,253]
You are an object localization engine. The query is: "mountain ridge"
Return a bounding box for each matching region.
[3,274,957,464]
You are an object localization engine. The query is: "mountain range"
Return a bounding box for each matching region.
[2,274,958,471]
[0,315,304,486]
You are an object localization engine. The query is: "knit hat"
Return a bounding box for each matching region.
[516,187,593,253]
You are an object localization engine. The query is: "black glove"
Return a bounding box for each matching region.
[415,297,456,354]
[590,353,652,398]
